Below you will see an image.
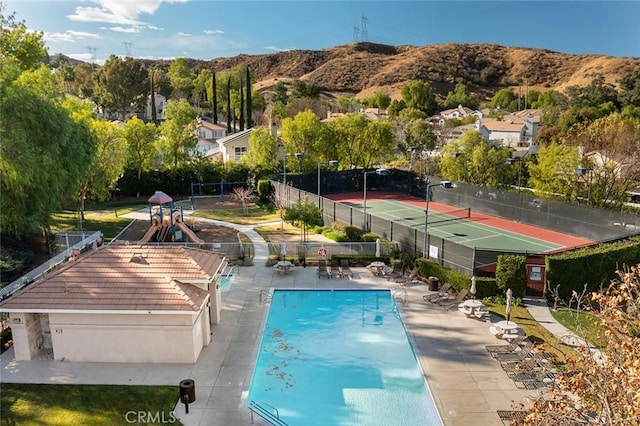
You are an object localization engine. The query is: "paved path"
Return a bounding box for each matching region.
[1,214,586,426]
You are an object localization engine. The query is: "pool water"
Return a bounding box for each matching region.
[219,274,233,292]
[247,289,442,426]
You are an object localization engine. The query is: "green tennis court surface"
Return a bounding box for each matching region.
[353,199,563,252]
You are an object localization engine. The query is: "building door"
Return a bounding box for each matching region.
[525,264,546,297]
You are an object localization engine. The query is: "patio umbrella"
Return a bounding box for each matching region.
[470,276,477,299]
[506,288,513,323]
[280,241,287,259]
[375,238,381,258]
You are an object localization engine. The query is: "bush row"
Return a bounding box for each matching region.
[416,258,497,298]
[546,236,640,300]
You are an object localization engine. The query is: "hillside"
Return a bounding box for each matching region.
[203,42,639,101]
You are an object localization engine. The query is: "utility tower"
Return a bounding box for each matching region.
[123,41,133,57]
[361,14,368,42]
[86,45,97,64]
[353,25,360,42]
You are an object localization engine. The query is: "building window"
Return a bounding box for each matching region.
[234,146,247,161]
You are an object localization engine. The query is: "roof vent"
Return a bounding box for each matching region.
[130,252,148,265]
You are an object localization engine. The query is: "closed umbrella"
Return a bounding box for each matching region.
[506,288,513,323]
[470,275,477,299]
[375,238,381,258]
[280,241,287,260]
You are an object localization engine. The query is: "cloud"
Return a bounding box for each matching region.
[204,29,224,35]
[45,30,102,43]
[67,0,187,25]
[264,45,294,52]
[177,32,192,37]
[110,26,141,34]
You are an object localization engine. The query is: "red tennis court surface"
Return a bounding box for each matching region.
[327,191,595,252]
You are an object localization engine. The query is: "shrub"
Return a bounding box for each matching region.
[322,230,345,242]
[361,232,379,242]
[343,226,363,242]
[495,255,527,297]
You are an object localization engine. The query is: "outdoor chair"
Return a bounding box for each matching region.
[339,259,354,278]
[317,260,330,279]
[423,283,452,302]
[486,336,529,356]
[385,265,404,281]
[393,266,420,285]
[441,288,469,310]
[330,261,342,278]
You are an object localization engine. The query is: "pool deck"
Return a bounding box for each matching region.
[1,219,559,426]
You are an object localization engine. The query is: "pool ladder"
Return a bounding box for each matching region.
[392,288,408,307]
[259,289,272,305]
[249,400,288,425]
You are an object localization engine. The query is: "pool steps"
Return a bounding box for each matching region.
[248,400,287,425]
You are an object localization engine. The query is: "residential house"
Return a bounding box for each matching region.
[0,245,227,363]
[145,93,166,122]
[204,128,253,163]
[478,111,541,148]
[194,119,227,157]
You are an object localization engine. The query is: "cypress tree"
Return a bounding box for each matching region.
[245,66,252,128]
[150,71,158,126]
[239,80,245,131]
[226,75,232,133]
[212,70,218,124]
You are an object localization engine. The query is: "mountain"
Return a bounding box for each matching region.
[203,42,640,102]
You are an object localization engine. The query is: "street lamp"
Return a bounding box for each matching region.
[505,157,524,191]
[452,152,467,182]
[318,160,339,206]
[423,180,455,258]
[575,167,594,205]
[363,168,388,232]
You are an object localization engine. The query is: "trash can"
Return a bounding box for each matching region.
[179,379,196,403]
[428,276,439,291]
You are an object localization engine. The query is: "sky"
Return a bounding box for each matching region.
[5,0,640,65]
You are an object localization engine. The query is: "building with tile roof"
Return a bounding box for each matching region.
[0,245,227,363]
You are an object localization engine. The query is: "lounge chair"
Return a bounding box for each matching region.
[330,261,342,278]
[385,265,404,281]
[393,266,420,284]
[486,336,528,355]
[441,288,469,310]
[423,283,452,302]
[339,259,354,278]
[317,260,330,279]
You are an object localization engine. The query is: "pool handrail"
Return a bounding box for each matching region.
[248,400,288,425]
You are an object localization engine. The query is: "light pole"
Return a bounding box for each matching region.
[363,168,388,232]
[318,160,339,206]
[575,167,594,205]
[452,152,466,182]
[423,180,455,258]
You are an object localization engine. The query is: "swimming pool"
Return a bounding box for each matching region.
[247,289,442,425]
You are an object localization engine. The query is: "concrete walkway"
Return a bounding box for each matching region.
[1,213,582,426]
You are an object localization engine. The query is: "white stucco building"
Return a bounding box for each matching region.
[0,245,227,363]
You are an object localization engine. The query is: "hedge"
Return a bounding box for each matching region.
[546,236,640,300]
[415,258,497,298]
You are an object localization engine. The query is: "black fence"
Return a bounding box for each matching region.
[273,169,640,275]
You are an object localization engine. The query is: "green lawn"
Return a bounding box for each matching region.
[49,203,146,241]
[0,384,181,426]
[193,207,281,225]
[549,307,604,347]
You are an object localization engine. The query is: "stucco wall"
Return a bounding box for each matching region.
[48,312,203,363]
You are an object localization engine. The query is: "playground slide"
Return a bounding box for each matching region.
[176,222,205,244]
[139,224,160,243]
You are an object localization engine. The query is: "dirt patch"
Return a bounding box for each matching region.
[190,196,256,211]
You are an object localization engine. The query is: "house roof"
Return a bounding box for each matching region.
[217,128,253,146]
[198,120,227,131]
[481,118,525,132]
[0,246,225,312]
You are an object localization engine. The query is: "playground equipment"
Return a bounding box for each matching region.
[190,180,248,206]
[139,191,204,244]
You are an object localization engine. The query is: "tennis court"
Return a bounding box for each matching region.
[346,198,586,253]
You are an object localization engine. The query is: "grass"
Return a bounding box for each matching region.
[549,307,604,347]
[0,384,181,426]
[193,207,281,225]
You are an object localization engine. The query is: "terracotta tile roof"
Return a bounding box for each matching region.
[0,246,225,312]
